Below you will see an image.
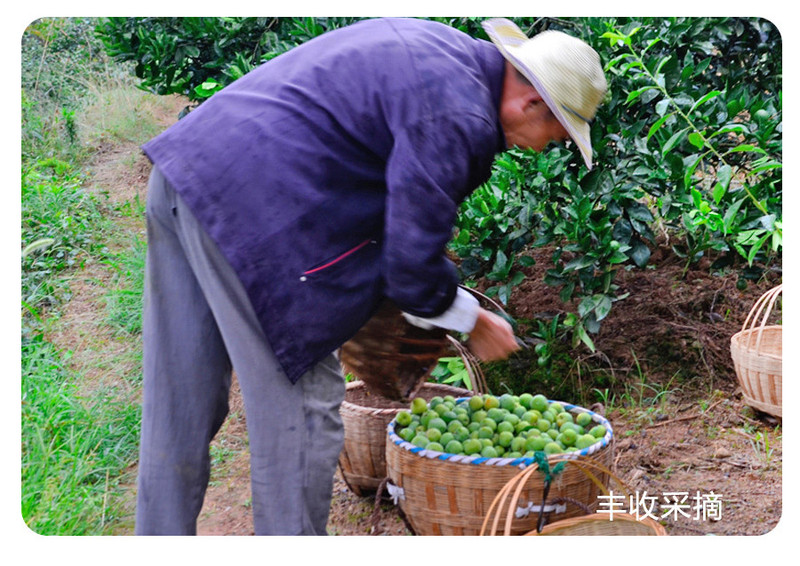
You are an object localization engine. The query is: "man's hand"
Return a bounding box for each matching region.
[466,308,521,362]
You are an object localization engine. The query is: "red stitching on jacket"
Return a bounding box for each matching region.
[302,239,372,275]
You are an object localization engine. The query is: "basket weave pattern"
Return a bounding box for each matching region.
[385,400,614,536]
[338,381,470,496]
[482,450,665,536]
[730,284,782,417]
[525,513,666,536]
[340,301,450,401]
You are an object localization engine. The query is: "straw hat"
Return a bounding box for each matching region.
[482,18,607,169]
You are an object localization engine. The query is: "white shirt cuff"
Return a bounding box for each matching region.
[401,287,479,333]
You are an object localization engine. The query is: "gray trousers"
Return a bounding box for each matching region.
[135,167,345,535]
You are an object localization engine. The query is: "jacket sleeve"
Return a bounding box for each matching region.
[382,112,497,318]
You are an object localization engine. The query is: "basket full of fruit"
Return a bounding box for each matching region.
[384,392,614,536]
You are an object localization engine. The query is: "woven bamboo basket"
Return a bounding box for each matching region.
[340,286,502,401]
[385,399,614,536]
[340,300,450,401]
[525,513,666,536]
[482,452,665,536]
[338,380,470,496]
[730,284,782,417]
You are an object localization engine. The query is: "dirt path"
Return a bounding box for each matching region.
[53,92,782,537]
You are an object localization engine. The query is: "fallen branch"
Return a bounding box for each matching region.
[645,398,725,429]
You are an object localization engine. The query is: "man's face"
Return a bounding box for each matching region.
[501,98,570,151]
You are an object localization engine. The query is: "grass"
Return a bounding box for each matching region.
[20,18,158,535]
[80,84,172,147]
[21,160,112,322]
[103,234,146,337]
[748,426,781,467]
[21,335,140,535]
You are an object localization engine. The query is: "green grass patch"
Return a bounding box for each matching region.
[21,159,112,327]
[104,234,146,337]
[80,84,171,147]
[21,335,140,535]
[21,19,154,535]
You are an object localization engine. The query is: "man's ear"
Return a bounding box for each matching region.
[523,86,545,106]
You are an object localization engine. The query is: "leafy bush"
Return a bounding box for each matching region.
[96,17,361,104]
[95,16,782,351]
[450,150,539,305]
[595,19,782,274]
[453,16,781,349]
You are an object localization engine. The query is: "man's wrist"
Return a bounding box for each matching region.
[402,287,480,333]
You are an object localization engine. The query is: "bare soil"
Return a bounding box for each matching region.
[54,94,782,537]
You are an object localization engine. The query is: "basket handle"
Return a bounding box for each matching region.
[480,456,630,536]
[460,285,510,318]
[740,284,782,354]
[446,335,489,396]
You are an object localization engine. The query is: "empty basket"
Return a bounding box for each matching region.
[730,284,782,417]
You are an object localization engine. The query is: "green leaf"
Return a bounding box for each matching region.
[662,128,689,155]
[497,284,510,306]
[712,182,726,205]
[430,364,449,379]
[559,282,574,303]
[722,197,746,234]
[710,125,749,139]
[691,188,703,209]
[717,164,733,190]
[772,228,782,252]
[578,295,597,318]
[576,324,596,352]
[455,229,470,245]
[492,250,508,274]
[688,90,722,114]
[727,144,765,154]
[750,162,782,174]
[600,30,630,46]
[688,132,705,149]
[608,251,629,264]
[647,115,670,140]
[683,154,704,189]
[654,55,673,75]
[629,241,651,267]
[746,233,770,265]
[643,37,663,54]
[564,255,596,272]
[626,203,654,223]
[758,214,777,231]
[605,52,633,71]
[595,295,613,321]
[446,358,464,373]
[626,86,658,104]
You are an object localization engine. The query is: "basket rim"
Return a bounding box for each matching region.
[387,398,614,467]
[731,325,782,339]
[730,326,782,359]
[527,512,666,536]
[341,380,471,414]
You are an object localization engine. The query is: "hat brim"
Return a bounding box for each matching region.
[483,19,594,169]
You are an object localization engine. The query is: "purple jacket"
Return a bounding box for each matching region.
[142,18,507,382]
